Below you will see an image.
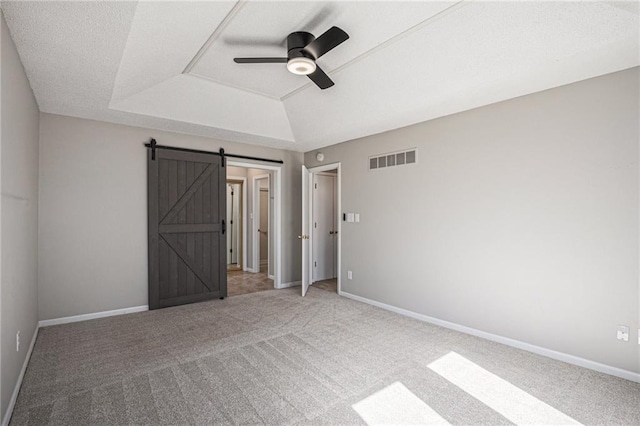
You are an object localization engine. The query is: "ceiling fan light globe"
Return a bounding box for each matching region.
[287,57,316,75]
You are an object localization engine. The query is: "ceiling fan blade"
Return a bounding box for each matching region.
[304,26,349,59]
[234,57,288,63]
[307,66,334,90]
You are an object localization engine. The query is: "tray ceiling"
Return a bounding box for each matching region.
[2,1,638,152]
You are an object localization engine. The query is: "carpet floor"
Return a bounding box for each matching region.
[10,288,640,425]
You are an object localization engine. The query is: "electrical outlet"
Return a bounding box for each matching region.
[616,325,629,342]
[347,270,353,280]
[16,331,20,352]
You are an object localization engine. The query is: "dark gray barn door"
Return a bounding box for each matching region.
[148,149,226,309]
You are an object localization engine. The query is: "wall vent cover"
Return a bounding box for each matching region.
[369,148,417,171]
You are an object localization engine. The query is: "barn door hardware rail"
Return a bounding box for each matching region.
[145,139,284,165]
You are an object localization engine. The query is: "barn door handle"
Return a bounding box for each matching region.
[222,219,226,235]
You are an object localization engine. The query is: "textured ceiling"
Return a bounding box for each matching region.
[2,1,639,152]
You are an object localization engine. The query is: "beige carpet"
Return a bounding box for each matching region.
[10,288,640,425]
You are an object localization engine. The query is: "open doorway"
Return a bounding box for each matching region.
[226,179,244,272]
[301,163,341,296]
[253,174,272,278]
[312,170,338,292]
[226,163,282,297]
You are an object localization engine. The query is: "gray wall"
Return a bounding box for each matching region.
[1,10,40,419]
[304,67,639,373]
[38,113,302,321]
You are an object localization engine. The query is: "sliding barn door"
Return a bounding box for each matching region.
[148,149,226,309]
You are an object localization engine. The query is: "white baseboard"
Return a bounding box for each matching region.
[340,291,640,384]
[38,305,148,327]
[277,280,301,289]
[2,326,39,426]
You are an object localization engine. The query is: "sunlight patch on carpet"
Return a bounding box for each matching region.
[428,352,582,425]
[352,381,451,425]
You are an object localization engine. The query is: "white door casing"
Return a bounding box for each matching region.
[228,162,281,288]
[303,162,342,296]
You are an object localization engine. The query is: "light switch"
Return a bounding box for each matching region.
[355,213,360,222]
[346,213,355,222]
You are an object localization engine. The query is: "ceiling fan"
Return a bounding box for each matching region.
[233,26,349,90]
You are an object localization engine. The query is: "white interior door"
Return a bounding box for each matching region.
[313,174,336,281]
[301,165,312,296]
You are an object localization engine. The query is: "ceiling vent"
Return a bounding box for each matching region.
[369,148,417,171]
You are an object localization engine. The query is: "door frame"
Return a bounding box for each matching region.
[226,176,247,271]
[229,161,282,288]
[312,171,338,283]
[305,162,342,294]
[252,173,270,276]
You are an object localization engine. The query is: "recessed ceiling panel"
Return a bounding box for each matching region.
[111,1,236,103]
[189,1,457,99]
[111,74,295,142]
[285,1,640,149]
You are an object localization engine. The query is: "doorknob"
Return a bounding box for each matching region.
[297,235,310,240]
[329,231,334,235]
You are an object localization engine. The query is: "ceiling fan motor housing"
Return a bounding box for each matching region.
[234,27,349,89]
[287,32,316,60]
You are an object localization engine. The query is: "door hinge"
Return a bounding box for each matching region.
[314,261,317,267]
[230,249,233,253]
[315,183,317,189]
